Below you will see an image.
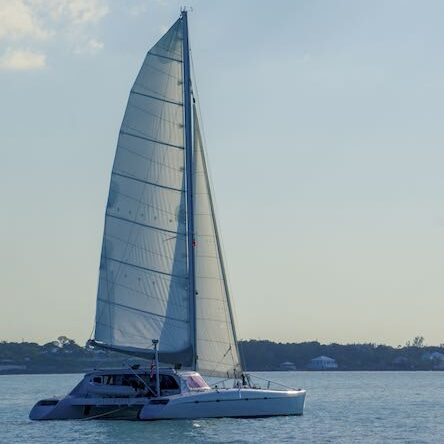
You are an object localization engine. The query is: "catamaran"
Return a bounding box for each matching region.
[30,10,306,421]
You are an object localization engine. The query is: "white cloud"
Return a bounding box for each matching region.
[126,1,149,17]
[0,48,46,70]
[42,0,109,25]
[0,0,50,41]
[74,37,104,55]
[0,0,109,69]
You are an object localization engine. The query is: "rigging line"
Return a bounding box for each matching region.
[80,406,131,421]
[120,130,184,150]
[97,298,188,323]
[204,345,233,377]
[112,171,183,193]
[106,213,185,235]
[105,256,188,280]
[131,90,183,107]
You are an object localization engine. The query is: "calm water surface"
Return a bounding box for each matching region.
[1,371,443,443]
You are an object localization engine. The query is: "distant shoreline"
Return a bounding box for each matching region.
[2,336,444,374]
[1,369,443,376]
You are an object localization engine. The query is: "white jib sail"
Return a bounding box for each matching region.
[193,107,242,378]
[94,18,193,364]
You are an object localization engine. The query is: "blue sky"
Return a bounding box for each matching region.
[1,0,444,346]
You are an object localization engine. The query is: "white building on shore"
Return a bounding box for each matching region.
[307,355,338,370]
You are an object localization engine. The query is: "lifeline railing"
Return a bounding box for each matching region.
[210,373,300,392]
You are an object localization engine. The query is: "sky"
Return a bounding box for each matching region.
[1,0,444,347]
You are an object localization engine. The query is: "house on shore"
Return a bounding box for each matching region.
[307,355,338,370]
[279,361,297,371]
[421,351,444,362]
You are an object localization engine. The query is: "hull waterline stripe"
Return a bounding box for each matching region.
[106,213,185,235]
[131,90,183,107]
[112,171,183,193]
[120,130,184,150]
[105,256,187,279]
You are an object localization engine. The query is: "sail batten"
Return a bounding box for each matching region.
[111,172,184,193]
[120,130,184,150]
[131,90,184,106]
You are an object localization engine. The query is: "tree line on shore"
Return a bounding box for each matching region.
[0,335,443,373]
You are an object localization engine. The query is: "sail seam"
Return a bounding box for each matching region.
[95,321,187,345]
[109,189,184,218]
[105,232,186,264]
[149,52,182,63]
[112,171,184,193]
[99,277,187,308]
[120,130,184,150]
[106,213,185,235]
[131,90,183,107]
[97,298,188,323]
[118,143,183,173]
[197,337,234,345]
[105,256,187,279]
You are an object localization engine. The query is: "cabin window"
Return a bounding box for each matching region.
[38,399,58,406]
[103,375,115,385]
[159,374,179,390]
[121,374,145,389]
[186,374,210,390]
[92,376,102,384]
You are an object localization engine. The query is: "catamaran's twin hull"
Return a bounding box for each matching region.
[29,388,306,421]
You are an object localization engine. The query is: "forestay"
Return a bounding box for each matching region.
[94,18,193,365]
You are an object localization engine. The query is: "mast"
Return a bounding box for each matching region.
[182,9,196,369]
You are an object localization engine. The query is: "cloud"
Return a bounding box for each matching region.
[0,48,46,70]
[0,0,109,70]
[0,0,50,41]
[43,0,109,25]
[74,38,104,55]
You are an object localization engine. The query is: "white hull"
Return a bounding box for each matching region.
[30,388,305,421]
[30,368,305,421]
[139,388,306,420]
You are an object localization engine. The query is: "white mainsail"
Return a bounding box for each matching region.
[93,13,242,377]
[94,18,192,364]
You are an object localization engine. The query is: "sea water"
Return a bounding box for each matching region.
[1,371,443,443]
